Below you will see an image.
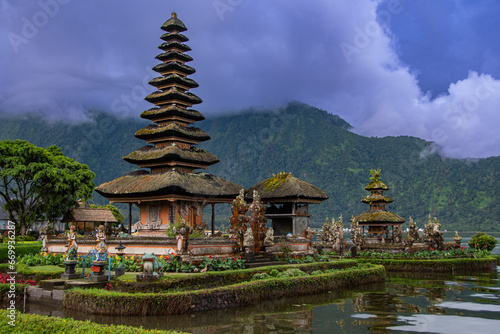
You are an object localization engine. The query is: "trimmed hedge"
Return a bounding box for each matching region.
[64,264,385,315]
[0,310,183,334]
[0,243,42,263]
[358,257,498,272]
[115,259,359,293]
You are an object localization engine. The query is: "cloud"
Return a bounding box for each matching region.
[0,0,498,158]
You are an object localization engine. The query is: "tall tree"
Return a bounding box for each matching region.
[0,140,95,235]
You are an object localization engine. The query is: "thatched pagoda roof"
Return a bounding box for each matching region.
[123,144,219,166]
[95,169,242,200]
[354,210,405,225]
[135,123,210,142]
[145,88,202,105]
[152,61,195,75]
[361,194,394,204]
[246,173,328,202]
[160,32,189,42]
[63,208,118,223]
[161,12,187,32]
[158,41,191,52]
[155,51,193,64]
[140,106,204,122]
[365,180,389,190]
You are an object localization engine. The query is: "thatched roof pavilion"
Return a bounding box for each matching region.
[245,172,328,237]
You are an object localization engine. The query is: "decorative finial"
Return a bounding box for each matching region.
[171,12,177,18]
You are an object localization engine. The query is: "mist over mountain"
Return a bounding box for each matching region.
[0,102,498,231]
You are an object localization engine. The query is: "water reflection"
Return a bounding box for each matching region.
[26,264,499,332]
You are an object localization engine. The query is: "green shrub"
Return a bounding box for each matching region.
[469,232,497,251]
[0,243,42,263]
[0,310,181,333]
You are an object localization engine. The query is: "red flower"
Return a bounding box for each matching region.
[233,258,237,261]
[238,256,241,259]
[208,255,212,259]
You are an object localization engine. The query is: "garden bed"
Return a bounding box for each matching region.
[358,257,498,272]
[63,263,385,315]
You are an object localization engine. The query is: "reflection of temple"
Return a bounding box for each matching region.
[353,171,404,243]
[246,172,328,237]
[96,13,241,235]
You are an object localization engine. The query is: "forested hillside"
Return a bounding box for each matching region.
[0,102,498,231]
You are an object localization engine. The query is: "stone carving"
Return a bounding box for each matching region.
[403,233,414,252]
[408,217,420,242]
[142,253,163,274]
[333,216,344,252]
[423,215,444,250]
[229,189,249,251]
[95,225,108,262]
[393,225,402,244]
[319,217,333,242]
[65,224,78,261]
[350,216,364,251]
[263,228,274,247]
[249,190,267,252]
[452,231,462,246]
[243,227,255,254]
[145,203,162,229]
[173,220,192,254]
[40,232,48,253]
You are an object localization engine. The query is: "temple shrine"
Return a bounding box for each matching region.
[353,170,405,244]
[96,13,242,236]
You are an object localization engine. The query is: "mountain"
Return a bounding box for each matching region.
[0,102,498,232]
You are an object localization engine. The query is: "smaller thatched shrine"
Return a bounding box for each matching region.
[246,172,328,237]
[62,202,117,235]
[353,169,404,243]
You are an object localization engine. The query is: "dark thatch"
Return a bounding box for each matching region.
[158,41,191,52]
[155,51,194,64]
[145,88,202,105]
[64,208,118,223]
[161,13,187,32]
[365,180,389,190]
[246,174,328,201]
[361,195,394,204]
[354,210,405,224]
[95,169,242,199]
[134,123,210,141]
[123,144,219,166]
[140,106,204,121]
[160,32,189,43]
[152,61,196,76]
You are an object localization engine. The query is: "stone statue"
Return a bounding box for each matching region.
[333,215,344,252]
[304,227,315,244]
[423,215,444,250]
[249,190,267,252]
[173,220,192,254]
[350,216,364,251]
[403,233,414,252]
[243,226,255,254]
[40,232,48,253]
[65,224,78,261]
[95,225,108,262]
[263,228,274,247]
[229,189,249,251]
[319,217,333,243]
[142,253,163,274]
[393,225,402,243]
[408,217,420,242]
[452,231,462,246]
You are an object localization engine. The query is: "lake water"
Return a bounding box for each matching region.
[27,232,500,333]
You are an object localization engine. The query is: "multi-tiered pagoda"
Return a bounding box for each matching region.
[353,170,405,243]
[96,13,242,235]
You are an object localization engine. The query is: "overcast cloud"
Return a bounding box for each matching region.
[0,0,499,158]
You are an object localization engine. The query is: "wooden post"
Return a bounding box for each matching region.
[211,203,215,236]
[128,203,132,234]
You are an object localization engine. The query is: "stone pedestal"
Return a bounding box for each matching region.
[61,261,80,279]
[88,261,108,282]
[136,272,164,282]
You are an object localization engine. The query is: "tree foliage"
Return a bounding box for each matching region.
[90,204,124,224]
[468,232,497,251]
[0,140,95,235]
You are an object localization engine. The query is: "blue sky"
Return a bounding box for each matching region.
[1,0,499,158]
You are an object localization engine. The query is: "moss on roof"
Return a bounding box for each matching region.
[365,180,389,190]
[134,123,210,142]
[354,210,405,224]
[152,61,195,75]
[123,144,219,166]
[95,169,242,199]
[246,173,328,201]
[140,106,205,121]
[155,51,193,63]
[161,13,187,32]
[145,87,202,105]
[361,195,394,204]
[160,32,189,43]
